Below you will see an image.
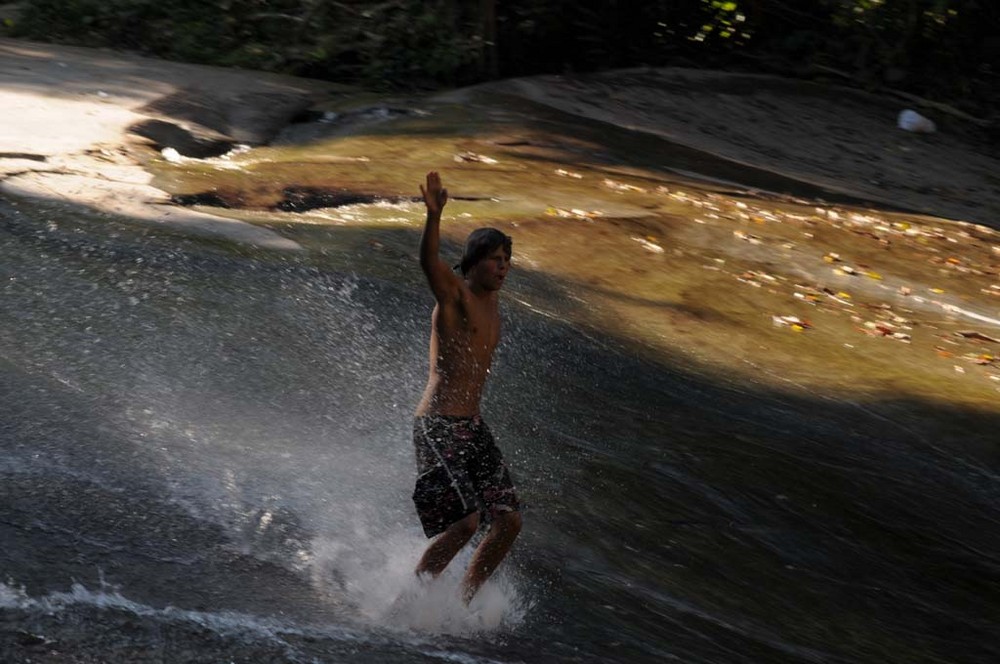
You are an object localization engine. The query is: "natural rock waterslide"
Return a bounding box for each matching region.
[4,37,1000,664]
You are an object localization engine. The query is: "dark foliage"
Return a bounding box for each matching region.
[6,0,997,113]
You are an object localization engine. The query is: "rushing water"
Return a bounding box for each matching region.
[2,194,998,663]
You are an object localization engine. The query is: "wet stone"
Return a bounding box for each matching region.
[275,187,398,213]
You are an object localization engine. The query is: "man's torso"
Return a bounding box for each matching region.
[415,287,499,417]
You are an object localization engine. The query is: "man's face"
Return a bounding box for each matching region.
[469,245,511,291]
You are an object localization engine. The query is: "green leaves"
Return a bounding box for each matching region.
[696,0,749,45]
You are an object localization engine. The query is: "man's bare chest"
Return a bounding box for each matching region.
[437,303,499,353]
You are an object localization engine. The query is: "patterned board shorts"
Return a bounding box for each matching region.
[412,415,520,538]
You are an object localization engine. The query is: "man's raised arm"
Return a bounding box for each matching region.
[419,171,460,301]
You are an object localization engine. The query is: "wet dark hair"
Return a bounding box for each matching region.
[457,227,512,276]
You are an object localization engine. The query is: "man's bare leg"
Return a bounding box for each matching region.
[416,511,480,578]
[461,511,522,603]
[385,514,479,619]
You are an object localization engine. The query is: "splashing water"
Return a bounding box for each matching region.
[309,531,531,635]
[4,172,1000,663]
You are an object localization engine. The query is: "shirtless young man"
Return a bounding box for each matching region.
[410,171,522,603]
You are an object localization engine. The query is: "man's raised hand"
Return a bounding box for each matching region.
[420,171,448,216]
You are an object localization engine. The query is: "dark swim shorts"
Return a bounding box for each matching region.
[412,415,520,538]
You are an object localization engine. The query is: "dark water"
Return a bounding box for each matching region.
[2,196,999,664]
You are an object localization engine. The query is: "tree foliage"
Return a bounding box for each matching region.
[7,0,997,112]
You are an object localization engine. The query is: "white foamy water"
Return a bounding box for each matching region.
[0,581,353,644]
[309,531,531,635]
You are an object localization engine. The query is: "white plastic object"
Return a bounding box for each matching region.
[897,109,936,134]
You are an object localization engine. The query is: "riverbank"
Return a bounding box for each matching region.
[485,69,999,228]
[0,38,344,250]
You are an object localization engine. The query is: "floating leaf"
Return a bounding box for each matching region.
[773,315,812,330]
[454,152,498,164]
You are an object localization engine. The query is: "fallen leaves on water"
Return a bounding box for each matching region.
[602,178,646,193]
[860,320,911,342]
[773,315,812,331]
[733,230,763,244]
[630,236,664,254]
[738,270,780,287]
[545,206,603,220]
[937,347,997,368]
[820,287,854,306]
[454,151,498,164]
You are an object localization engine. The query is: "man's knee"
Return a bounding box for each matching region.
[493,510,522,537]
